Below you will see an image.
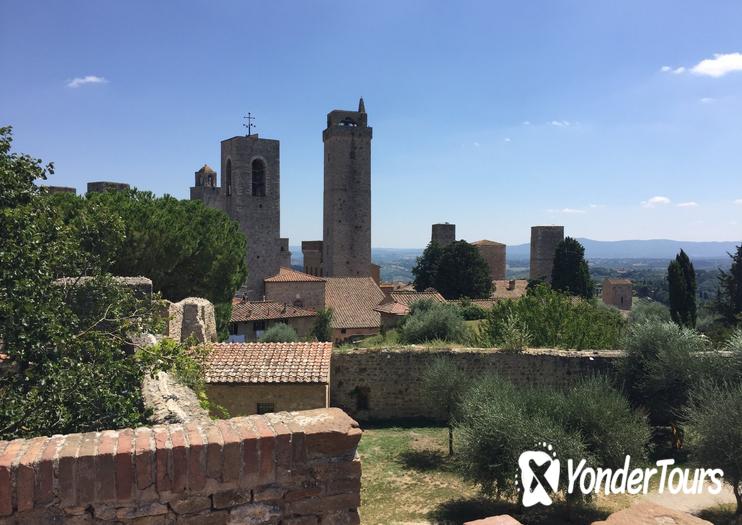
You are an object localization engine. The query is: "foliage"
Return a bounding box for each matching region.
[628,298,671,324]
[481,284,626,350]
[683,382,742,515]
[456,374,649,500]
[258,323,299,343]
[412,241,444,292]
[717,244,742,326]
[311,307,333,342]
[668,249,697,327]
[551,237,593,298]
[499,312,531,352]
[398,302,468,344]
[434,241,492,300]
[457,298,489,320]
[420,357,470,455]
[45,189,247,337]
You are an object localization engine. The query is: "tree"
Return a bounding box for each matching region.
[412,241,443,291]
[398,301,467,344]
[46,189,247,336]
[434,240,492,299]
[259,323,298,343]
[717,244,742,325]
[551,237,593,298]
[311,307,333,342]
[420,357,469,455]
[668,249,697,327]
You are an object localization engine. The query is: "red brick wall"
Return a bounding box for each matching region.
[0,408,361,524]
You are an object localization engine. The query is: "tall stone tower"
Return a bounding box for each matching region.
[529,225,564,282]
[473,240,507,280]
[431,223,456,247]
[191,135,282,299]
[322,98,372,277]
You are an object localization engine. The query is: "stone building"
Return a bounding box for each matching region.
[473,239,506,280]
[529,225,564,282]
[602,278,633,310]
[41,185,77,194]
[190,135,283,299]
[325,276,385,343]
[87,181,130,193]
[229,299,317,341]
[431,223,456,247]
[204,341,332,417]
[264,267,326,309]
[279,237,291,268]
[322,98,372,277]
[302,240,324,276]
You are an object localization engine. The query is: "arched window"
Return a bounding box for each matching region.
[252,159,266,196]
[225,159,232,196]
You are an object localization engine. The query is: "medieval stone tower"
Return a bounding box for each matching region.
[431,223,456,247]
[190,134,282,299]
[322,98,372,277]
[529,225,564,282]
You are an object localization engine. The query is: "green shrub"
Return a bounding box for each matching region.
[499,312,531,352]
[481,284,625,350]
[311,307,333,342]
[628,299,671,324]
[420,357,469,455]
[398,302,467,344]
[458,299,489,320]
[455,374,649,499]
[259,323,298,343]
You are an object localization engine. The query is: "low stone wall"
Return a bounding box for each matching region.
[0,408,361,524]
[331,347,622,420]
[142,371,211,425]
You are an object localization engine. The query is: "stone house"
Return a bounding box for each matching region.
[229,299,317,341]
[325,277,385,343]
[204,342,332,416]
[602,278,633,310]
[264,267,326,309]
[492,279,528,300]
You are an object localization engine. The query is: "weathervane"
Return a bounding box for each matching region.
[243,112,256,136]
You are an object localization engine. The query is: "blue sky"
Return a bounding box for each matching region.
[2,1,741,247]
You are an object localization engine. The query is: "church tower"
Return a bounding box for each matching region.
[322,98,372,277]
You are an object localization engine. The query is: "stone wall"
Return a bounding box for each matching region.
[0,408,361,524]
[206,384,329,418]
[331,348,621,420]
[265,281,326,311]
[142,371,211,425]
[165,297,218,344]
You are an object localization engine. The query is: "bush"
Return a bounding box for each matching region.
[458,299,489,320]
[311,307,333,342]
[259,323,298,343]
[683,382,742,515]
[481,284,625,350]
[398,302,467,344]
[456,374,649,499]
[420,357,469,455]
[499,312,531,352]
[628,299,671,324]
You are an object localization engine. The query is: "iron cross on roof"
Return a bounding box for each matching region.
[243,112,256,136]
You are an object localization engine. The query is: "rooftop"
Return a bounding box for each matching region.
[604,278,632,285]
[231,301,317,323]
[265,267,326,283]
[205,342,332,384]
[325,277,385,329]
[472,239,506,246]
[491,279,529,300]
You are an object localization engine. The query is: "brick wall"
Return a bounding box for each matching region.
[0,408,361,524]
[331,348,621,420]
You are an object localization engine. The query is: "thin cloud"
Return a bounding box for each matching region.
[691,52,742,78]
[504,137,511,143]
[522,120,531,126]
[641,196,671,208]
[473,141,480,148]
[677,201,699,208]
[700,97,715,104]
[734,199,742,206]
[547,207,586,214]
[661,65,685,75]
[550,120,570,127]
[67,75,108,88]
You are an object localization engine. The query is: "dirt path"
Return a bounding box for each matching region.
[641,484,736,514]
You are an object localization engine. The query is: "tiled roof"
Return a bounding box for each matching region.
[265,267,326,283]
[472,239,506,246]
[605,278,632,285]
[374,301,410,316]
[390,290,446,306]
[231,301,317,322]
[325,277,385,329]
[204,342,332,384]
[492,279,528,300]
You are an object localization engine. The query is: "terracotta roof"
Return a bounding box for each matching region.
[325,277,385,329]
[231,301,317,322]
[374,301,410,316]
[390,290,446,306]
[265,267,326,283]
[205,342,332,384]
[492,279,529,300]
[605,278,632,285]
[196,164,216,175]
[472,239,506,246]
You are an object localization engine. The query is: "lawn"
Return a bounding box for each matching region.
[357,424,639,525]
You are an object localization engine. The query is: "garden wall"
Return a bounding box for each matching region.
[0,408,361,524]
[331,347,622,420]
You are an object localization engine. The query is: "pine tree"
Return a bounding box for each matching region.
[717,244,742,325]
[667,249,697,327]
[551,237,593,298]
[412,241,444,291]
[434,240,492,299]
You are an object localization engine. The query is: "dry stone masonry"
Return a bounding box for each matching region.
[0,408,361,524]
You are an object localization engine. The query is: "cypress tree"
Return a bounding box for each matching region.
[717,244,742,325]
[551,237,593,298]
[667,249,697,327]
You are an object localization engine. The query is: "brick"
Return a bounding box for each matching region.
[283,417,307,465]
[76,432,98,505]
[168,495,211,514]
[312,458,361,481]
[16,436,47,512]
[134,428,154,491]
[36,435,63,504]
[228,503,279,524]
[115,502,168,519]
[116,429,135,502]
[203,424,223,480]
[282,517,319,525]
[177,510,229,525]
[185,422,206,491]
[326,477,361,496]
[58,433,83,507]
[250,416,276,484]
[169,426,187,492]
[284,486,321,501]
[287,493,360,515]
[211,488,251,509]
[266,418,292,476]
[228,419,258,488]
[216,420,240,484]
[297,408,361,458]
[322,509,361,525]
[152,427,171,493]
[0,439,25,516]
[252,484,286,502]
[95,430,117,502]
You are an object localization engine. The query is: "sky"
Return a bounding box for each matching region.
[2,1,742,247]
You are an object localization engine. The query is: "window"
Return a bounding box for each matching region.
[229,322,238,335]
[225,158,232,196]
[256,402,274,415]
[252,159,266,196]
[253,320,267,331]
